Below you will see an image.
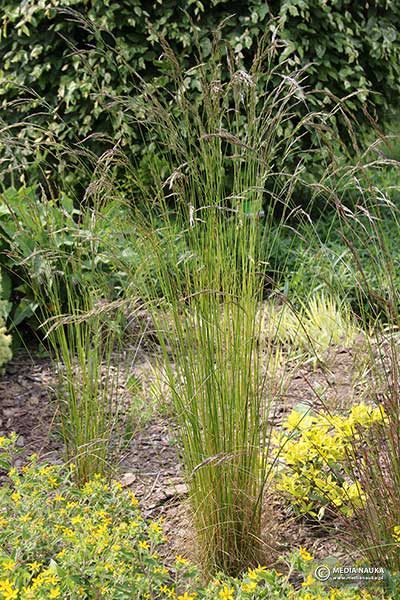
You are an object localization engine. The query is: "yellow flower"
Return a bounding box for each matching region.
[1,559,16,571]
[150,522,163,534]
[49,588,61,598]
[219,586,234,600]
[0,436,6,447]
[71,515,83,525]
[61,526,76,539]
[0,517,8,528]
[241,582,257,592]
[178,594,196,600]
[159,585,175,597]
[139,540,149,551]
[128,490,139,506]
[176,555,190,565]
[0,579,18,600]
[43,573,59,586]
[302,574,316,587]
[28,561,42,573]
[3,589,18,600]
[82,482,94,495]
[394,525,400,542]
[299,546,313,561]
[96,510,112,524]
[255,565,268,574]
[130,519,140,528]
[54,494,64,502]
[10,492,21,505]
[19,513,32,523]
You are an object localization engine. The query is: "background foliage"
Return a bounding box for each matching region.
[1,0,400,191]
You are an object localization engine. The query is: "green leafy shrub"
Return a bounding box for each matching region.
[0,186,134,334]
[1,1,400,189]
[266,196,400,324]
[0,269,12,368]
[0,435,389,599]
[274,403,386,520]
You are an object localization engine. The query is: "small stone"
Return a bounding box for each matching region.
[3,408,16,419]
[16,436,25,448]
[164,482,188,498]
[120,472,137,487]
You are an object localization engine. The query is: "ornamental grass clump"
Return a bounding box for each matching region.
[0,189,135,484]
[316,150,400,578]
[42,286,127,484]
[124,28,343,577]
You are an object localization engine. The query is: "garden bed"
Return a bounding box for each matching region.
[0,338,371,567]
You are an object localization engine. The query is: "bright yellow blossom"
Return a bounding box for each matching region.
[10,492,21,505]
[28,561,42,573]
[1,559,15,571]
[0,579,18,600]
[219,585,234,600]
[302,574,316,587]
[160,585,176,597]
[139,540,149,551]
[150,522,163,534]
[128,490,139,506]
[394,525,400,542]
[241,581,257,592]
[70,515,83,525]
[299,546,313,561]
[19,513,31,523]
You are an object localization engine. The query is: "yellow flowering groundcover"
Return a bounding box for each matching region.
[0,435,391,599]
[273,403,386,519]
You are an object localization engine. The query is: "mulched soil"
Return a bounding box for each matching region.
[0,338,375,566]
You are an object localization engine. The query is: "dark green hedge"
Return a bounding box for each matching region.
[1,0,399,190]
